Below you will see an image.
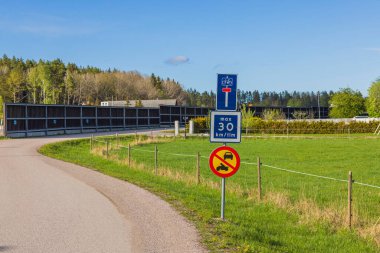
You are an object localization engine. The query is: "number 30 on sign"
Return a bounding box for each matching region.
[210,111,241,143]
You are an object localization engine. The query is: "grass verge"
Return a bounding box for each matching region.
[40,137,379,253]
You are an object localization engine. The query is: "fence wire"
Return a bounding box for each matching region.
[93,139,107,144]
[194,128,380,135]
[259,164,348,183]
[354,181,380,190]
[93,136,380,190]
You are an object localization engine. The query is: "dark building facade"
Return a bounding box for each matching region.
[3,103,329,137]
[3,103,211,137]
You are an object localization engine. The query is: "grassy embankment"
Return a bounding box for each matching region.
[40,135,380,252]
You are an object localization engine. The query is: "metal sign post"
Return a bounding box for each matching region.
[221,142,226,220]
[221,177,226,219]
[210,73,241,220]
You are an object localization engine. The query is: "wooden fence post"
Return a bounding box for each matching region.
[90,135,93,151]
[348,171,353,229]
[257,157,262,201]
[196,152,200,184]
[155,145,158,175]
[128,144,131,167]
[106,141,109,159]
[116,133,119,148]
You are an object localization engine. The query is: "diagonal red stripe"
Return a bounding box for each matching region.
[214,154,236,170]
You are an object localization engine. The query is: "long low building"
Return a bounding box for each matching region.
[2,103,211,137]
[2,103,332,137]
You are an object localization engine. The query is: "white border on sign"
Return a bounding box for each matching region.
[216,73,238,111]
[210,111,241,143]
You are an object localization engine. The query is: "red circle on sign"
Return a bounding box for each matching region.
[209,146,240,178]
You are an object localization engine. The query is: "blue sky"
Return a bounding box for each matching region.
[1,0,380,95]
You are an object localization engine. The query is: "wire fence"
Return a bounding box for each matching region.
[92,133,380,192]
[192,127,380,136]
[90,133,380,230]
[186,128,380,142]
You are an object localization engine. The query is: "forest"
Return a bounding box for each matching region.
[0,55,333,108]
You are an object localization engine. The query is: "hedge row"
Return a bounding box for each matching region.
[192,117,380,134]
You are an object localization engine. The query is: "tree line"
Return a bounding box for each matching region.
[186,89,333,108]
[0,55,187,106]
[0,55,335,109]
[1,55,379,118]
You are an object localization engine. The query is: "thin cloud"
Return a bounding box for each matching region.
[0,15,101,37]
[364,48,380,53]
[213,64,223,70]
[165,56,190,65]
[15,23,99,36]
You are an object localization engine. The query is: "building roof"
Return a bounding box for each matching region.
[101,99,177,108]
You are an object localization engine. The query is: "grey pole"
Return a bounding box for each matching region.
[184,116,187,139]
[221,142,226,220]
[221,177,226,220]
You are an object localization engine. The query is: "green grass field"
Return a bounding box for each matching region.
[110,135,380,222]
[40,135,380,252]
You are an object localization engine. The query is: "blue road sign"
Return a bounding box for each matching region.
[210,111,241,143]
[216,74,237,111]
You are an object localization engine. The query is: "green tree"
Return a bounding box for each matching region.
[37,63,53,104]
[64,69,75,104]
[27,67,41,104]
[252,90,261,105]
[287,98,303,107]
[329,88,365,118]
[6,66,25,102]
[48,59,66,104]
[125,97,131,107]
[366,80,380,117]
[241,104,255,133]
[0,95,3,119]
[0,65,10,101]
[135,99,143,107]
[292,110,309,119]
[262,109,286,120]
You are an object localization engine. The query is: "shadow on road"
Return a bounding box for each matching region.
[0,246,15,252]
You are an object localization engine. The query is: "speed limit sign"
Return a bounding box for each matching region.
[210,111,241,143]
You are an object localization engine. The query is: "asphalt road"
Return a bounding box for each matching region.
[0,131,206,253]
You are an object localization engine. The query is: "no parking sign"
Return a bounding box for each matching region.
[209,146,240,178]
